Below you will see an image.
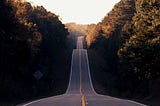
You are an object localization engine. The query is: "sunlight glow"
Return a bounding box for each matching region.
[28,0,121,24]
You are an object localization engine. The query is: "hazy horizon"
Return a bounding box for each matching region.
[28,0,121,24]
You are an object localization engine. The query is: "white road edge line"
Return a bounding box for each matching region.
[20,37,82,106]
[20,99,42,106]
[85,49,98,95]
[20,50,75,106]
[19,93,68,106]
[20,36,146,106]
[85,49,146,106]
[66,50,75,93]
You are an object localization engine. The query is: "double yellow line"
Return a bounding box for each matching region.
[79,49,86,106]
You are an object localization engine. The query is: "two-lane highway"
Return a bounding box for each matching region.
[19,36,146,106]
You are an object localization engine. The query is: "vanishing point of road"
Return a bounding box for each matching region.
[19,36,146,106]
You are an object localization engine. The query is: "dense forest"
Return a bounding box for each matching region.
[86,0,160,105]
[0,0,72,104]
[1,0,160,105]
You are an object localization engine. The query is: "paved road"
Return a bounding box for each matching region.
[19,36,146,106]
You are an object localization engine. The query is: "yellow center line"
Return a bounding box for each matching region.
[81,95,86,106]
[79,49,82,95]
[78,41,86,106]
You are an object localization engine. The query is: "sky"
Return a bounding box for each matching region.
[28,0,121,24]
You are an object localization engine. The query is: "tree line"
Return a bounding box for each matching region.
[65,23,87,48]
[86,0,160,102]
[0,0,71,103]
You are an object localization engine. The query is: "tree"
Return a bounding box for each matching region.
[118,0,160,96]
[0,0,70,102]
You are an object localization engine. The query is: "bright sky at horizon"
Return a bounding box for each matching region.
[28,0,121,24]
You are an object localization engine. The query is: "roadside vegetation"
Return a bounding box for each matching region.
[1,0,160,105]
[86,0,160,105]
[0,0,73,105]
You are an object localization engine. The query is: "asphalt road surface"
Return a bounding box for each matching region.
[19,36,146,106]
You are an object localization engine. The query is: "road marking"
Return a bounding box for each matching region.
[20,94,69,106]
[85,48,146,106]
[21,100,42,106]
[20,36,146,106]
[66,50,75,93]
[78,37,86,106]
[85,49,98,95]
[81,95,86,106]
[79,49,82,95]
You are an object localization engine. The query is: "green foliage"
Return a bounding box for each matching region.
[86,0,135,48]
[86,0,135,74]
[29,6,68,47]
[0,0,70,103]
[86,24,100,46]
[86,0,160,101]
[118,0,160,96]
